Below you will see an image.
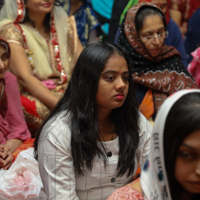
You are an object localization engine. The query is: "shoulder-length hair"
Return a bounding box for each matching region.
[34,42,140,177]
[21,0,61,33]
[164,92,200,199]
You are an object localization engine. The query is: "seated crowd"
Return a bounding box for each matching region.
[0,0,200,200]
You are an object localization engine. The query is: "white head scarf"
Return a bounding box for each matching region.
[140,89,200,200]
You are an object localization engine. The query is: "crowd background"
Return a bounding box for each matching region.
[0,0,199,199]
[0,0,199,66]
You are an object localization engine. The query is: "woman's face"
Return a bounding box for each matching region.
[96,54,129,113]
[175,129,200,195]
[25,0,55,14]
[139,14,166,57]
[0,44,9,79]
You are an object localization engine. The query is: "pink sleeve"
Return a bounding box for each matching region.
[0,114,10,144]
[188,47,200,87]
[4,71,31,141]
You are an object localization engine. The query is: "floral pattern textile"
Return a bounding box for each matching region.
[107,179,144,200]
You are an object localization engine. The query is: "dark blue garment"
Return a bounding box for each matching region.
[60,0,100,47]
[184,8,200,64]
[115,19,188,67]
[165,19,188,67]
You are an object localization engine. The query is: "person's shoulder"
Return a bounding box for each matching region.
[41,111,72,141]
[168,19,180,32]
[44,111,71,130]
[0,23,24,46]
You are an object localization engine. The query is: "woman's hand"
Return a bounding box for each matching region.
[0,139,23,170]
[0,145,13,169]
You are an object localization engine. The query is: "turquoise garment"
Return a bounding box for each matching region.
[90,0,114,33]
[90,0,114,20]
[60,0,100,47]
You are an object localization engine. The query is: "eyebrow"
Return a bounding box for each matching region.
[142,27,165,35]
[101,70,129,75]
[181,143,196,150]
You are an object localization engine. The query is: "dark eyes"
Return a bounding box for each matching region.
[1,53,9,61]
[178,152,197,160]
[105,75,129,82]
[123,76,129,82]
[106,76,115,81]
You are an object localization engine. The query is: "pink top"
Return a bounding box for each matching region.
[0,71,31,144]
[188,47,200,87]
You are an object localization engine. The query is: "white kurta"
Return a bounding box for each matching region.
[38,111,152,200]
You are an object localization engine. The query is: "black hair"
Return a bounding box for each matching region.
[135,5,167,32]
[164,92,200,200]
[34,42,140,177]
[21,0,61,33]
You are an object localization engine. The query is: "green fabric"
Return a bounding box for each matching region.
[119,0,138,25]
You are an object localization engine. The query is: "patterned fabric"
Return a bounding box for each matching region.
[140,89,200,200]
[20,83,67,129]
[124,3,179,63]
[118,3,198,116]
[120,0,170,25]
[170,0,200,23]
[38,111,152,200]
[0,0,78,129]
[60,0,100,47]
[188,47,200,87]
[12,138,35,162]
[107,179,144,200]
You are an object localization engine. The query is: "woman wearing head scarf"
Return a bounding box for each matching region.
[118,3,197,119]
[118,0,188,67]
[0,38,31,170]
[108,89,200,200]
[0,0,83,131]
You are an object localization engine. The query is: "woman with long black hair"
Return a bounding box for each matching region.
[34,42,152,200]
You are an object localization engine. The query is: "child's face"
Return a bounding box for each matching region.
[175,129,200,195]
[0,44,9,79]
